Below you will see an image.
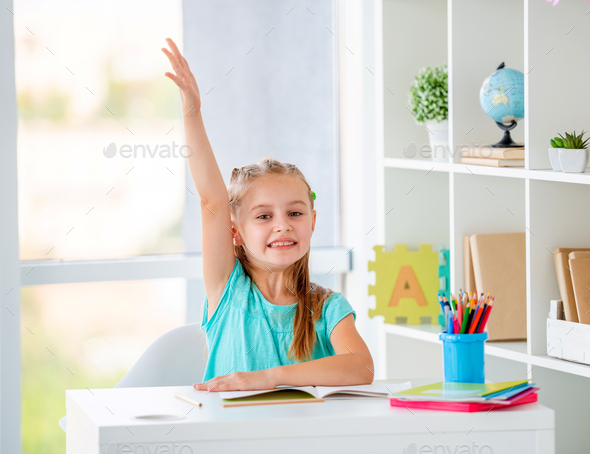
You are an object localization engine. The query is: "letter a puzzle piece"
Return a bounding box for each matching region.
[368,244,440,324]
[389,265,428,307]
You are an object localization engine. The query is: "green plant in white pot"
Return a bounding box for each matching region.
[549,130,589,173]
[408,65,448,162]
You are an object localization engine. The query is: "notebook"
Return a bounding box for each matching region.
[390,387,539,413]
[392,379,532,403]
[568,251,590,324]
[553,248,590,323]
[218,382,412,407]
[469,232,526,340]
[460,157,524,167]
[463,236,477,294]
[460,145,525,160]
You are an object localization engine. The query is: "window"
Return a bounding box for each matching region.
[15,0,185,261]
[21,279,186,453]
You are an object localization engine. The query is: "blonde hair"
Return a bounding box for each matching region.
[228,157,333,362]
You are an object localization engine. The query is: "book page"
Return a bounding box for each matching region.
[315,382,412,399]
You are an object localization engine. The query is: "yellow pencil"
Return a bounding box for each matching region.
[175,392,202,407]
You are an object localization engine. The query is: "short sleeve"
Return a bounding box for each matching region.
[323,293,356,336]
[200,257,241,333]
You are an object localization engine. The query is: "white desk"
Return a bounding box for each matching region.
[66,379,555,454]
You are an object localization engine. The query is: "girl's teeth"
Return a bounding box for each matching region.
[270,242,294,247]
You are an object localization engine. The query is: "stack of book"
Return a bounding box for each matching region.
[390,379,539,412]
[460,143,524,167]
[553,248,590,323]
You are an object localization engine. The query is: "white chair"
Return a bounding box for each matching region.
[59,323,208,433]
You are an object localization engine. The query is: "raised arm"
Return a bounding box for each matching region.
[162,38,235,316]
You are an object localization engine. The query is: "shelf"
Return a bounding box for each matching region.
[375,0,590,392]
[383,157,453,174]
[383,323,590,379]
[384,157,590,184]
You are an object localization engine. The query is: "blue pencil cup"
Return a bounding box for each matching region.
[439,332,488,383]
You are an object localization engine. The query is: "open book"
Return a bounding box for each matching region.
[219,382,412,407]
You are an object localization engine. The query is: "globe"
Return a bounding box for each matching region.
[479,62,525,147]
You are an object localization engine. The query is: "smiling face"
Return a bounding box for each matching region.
[232,174,316,269]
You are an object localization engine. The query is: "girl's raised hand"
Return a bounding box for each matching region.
[162,37,201,116]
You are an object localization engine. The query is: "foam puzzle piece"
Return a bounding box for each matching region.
[368,244,441,324]
[438,246,451,328]
[439,246,450,296]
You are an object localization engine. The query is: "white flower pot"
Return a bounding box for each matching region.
[548,147,562,171]
[424,119,449,162]
[558,149,589,173]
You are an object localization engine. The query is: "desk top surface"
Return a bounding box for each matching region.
[67,378,554,444]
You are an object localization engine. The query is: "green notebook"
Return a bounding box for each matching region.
[392,379,532,403]
[221,389,321,407]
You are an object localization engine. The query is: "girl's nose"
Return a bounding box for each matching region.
[274,216,293,231]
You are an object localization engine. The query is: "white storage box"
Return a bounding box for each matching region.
[546,318,590,365]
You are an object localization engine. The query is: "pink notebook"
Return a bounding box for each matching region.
[389,388,539,413]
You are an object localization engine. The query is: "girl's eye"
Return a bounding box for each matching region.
[256,212,302,220]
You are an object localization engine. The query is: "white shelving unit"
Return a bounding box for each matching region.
[374,0,590,379]
[340,0,590,450]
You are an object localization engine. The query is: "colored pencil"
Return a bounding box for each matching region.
[465,294,479,332]
[445,294,455,315]
[474,302,488,333]
[459,293,471,334]
[468,303,485,334]
[454,313,461,334]
[478,298,494,333]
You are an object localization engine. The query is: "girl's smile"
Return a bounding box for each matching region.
[268,237,298,250]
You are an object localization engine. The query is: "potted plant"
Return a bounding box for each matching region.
[408,64,448,162]
[548,135,564,170]
[549,130,589,173]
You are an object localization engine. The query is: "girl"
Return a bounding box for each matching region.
[162,37,374,392]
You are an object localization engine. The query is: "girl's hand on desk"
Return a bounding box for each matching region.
[161,37,201,116]
[193,369,276,392]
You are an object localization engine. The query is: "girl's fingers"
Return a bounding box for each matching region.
[193,374,235,389]
[163,44,187,71]
[165,38,184,61]
[180,55,190,71]
[164,72,186,89]
[199,374,230,385]
[162,48,184,75]
[205,382,231,392]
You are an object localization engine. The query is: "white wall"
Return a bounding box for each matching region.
[181,0,343,326]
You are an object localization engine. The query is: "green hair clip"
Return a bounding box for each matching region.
[311,191,316,200]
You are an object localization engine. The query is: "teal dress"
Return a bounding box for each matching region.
[200,257,356,382]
